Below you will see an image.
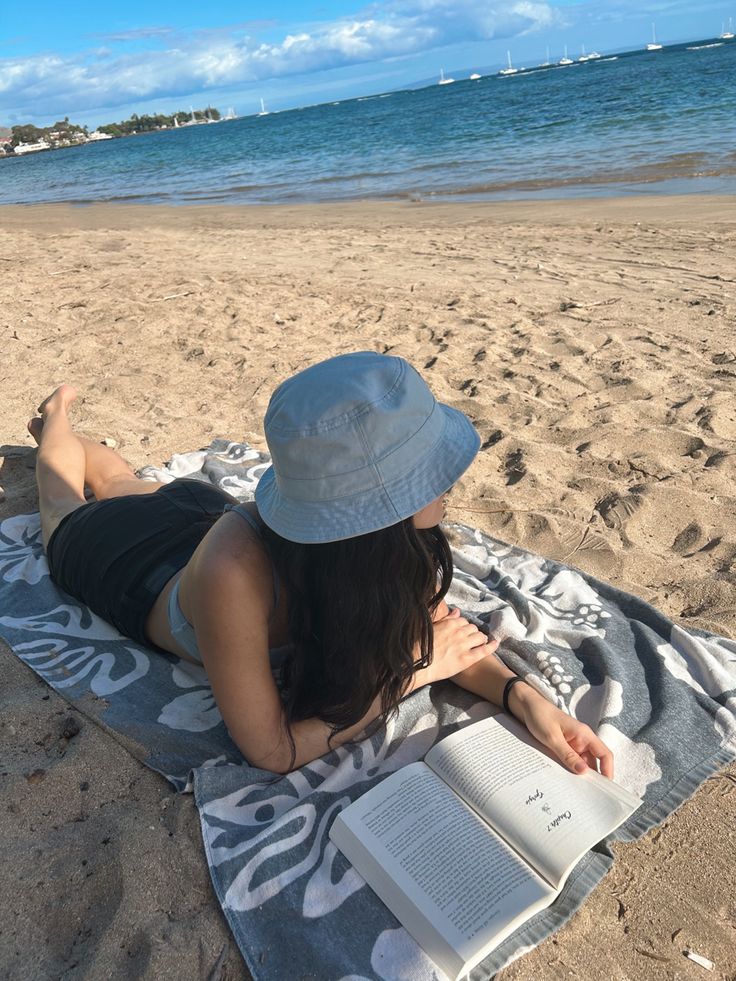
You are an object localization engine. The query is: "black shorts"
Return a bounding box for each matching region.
[46,479,236,645]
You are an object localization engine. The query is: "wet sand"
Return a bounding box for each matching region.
[1,196,734,979]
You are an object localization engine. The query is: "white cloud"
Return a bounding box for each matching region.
[0,2,559,121]
[90,27,174,43]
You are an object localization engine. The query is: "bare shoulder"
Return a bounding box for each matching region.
[186,506,274,618]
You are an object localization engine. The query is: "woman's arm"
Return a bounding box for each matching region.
[422,605,613,777]
[192,535,609,778]
[452,653,614,778]
[192,551,494,771]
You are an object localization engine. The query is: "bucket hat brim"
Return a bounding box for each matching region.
[254,401,480,543]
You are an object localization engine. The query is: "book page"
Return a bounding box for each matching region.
[425,716,640,887]
[330,762,555,979]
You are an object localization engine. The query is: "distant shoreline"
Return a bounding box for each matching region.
[0,128,179,162]
[1,108,229,160]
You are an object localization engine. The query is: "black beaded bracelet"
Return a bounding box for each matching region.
[502,676,525,717]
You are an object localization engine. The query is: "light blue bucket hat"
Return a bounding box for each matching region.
[255,351,480,543]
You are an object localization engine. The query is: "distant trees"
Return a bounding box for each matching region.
[97,107,221,137]
[10,124,42,146]
[10,118,87,147]
[4,107,222,152]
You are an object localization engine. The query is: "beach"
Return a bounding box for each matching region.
[1,196,735,979]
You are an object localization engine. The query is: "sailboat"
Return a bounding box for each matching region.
[558,44,573,65]
[469,72,482,80]
[646,23,663,50]
[498,51,518,75]
[578,43,601,62]
[720,18,735,39]
[539,45,552,68]
[438,68,455,85]
[257,98,270,116]
[224,107,237,121]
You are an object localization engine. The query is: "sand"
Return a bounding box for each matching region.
[0,196,734,980]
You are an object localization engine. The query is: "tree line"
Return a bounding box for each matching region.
[5,117,86,147]
[98,108,221,136]
[3,109,221,147]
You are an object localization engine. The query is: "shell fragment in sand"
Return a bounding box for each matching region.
[684,950,714,971]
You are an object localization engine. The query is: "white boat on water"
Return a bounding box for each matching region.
[469,72,481,80]
[257,98,270,116]
[538,45,552,67]
[558,44,573,65]
[14,140,51,155]
[498,50,518,75]
[438,68,455,85]
[646,23,663,50]
[719,17,735,38]
[579,44,601,61]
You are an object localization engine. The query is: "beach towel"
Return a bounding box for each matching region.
[1,439,734,981]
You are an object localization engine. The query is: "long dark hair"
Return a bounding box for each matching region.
[260,518,453,765]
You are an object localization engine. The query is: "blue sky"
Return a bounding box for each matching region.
[1,1,732,128]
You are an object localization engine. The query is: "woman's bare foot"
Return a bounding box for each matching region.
[28,385,78,445]
[27,417,43,444]
[37,384,77,419]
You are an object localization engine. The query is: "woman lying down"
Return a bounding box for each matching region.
[29,351,613,777]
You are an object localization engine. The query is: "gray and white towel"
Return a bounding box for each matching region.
[1,439,734,980]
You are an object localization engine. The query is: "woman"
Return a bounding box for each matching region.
[31,352,613,777]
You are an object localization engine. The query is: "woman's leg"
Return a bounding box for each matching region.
[30,385,163,548]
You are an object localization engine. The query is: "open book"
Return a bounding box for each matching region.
[329,714,640,980]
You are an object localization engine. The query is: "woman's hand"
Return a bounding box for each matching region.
[510,684,614,778]
[419,606,499,686]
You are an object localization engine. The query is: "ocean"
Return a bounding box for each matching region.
[2,39,735,206]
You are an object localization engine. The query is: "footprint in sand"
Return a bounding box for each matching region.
[503,449,526,485]
[705,450,732,469]
[711,351,736,364]
[672,521,709,556]
[458,379,479,398]
[481,429,504,451]
[594,491,643,532]
[696,406,714,432]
